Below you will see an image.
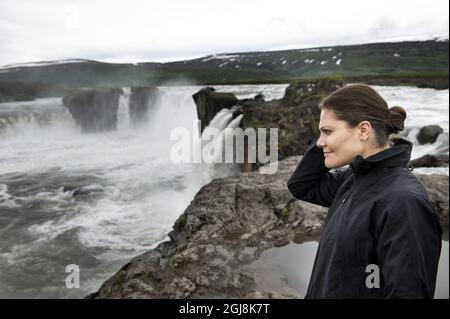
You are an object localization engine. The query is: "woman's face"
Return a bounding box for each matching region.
[316,108,363,169]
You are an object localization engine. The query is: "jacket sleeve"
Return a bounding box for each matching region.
[287,138,352,207]
[374,191,443,298]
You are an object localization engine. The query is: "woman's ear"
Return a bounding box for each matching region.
[358,121,372,142]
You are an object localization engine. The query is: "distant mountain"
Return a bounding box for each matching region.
[0,40,448,88]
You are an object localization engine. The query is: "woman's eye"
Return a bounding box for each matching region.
[324,130,331,135]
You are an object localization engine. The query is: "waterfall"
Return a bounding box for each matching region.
[199,105,243,179]
[117,87,131,130]
[0,98,73,135]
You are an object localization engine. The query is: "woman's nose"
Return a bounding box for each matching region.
[316,135,326,148]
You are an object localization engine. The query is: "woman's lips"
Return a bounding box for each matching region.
[324,152,332,157]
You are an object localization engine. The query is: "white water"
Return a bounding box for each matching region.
[374,86,449,161]
[0,84,448,298]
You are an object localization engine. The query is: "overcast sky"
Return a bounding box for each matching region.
[0,0,448,66]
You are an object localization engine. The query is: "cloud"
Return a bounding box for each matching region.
[369,17,398,36]
[0,0,448,66]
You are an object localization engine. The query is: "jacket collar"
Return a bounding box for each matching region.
[350,138,413,175]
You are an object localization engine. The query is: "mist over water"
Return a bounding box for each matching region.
[0,84,448,298]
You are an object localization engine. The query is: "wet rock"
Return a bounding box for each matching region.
[61,185,103,197]
[232,108,243,118]
[417,125,444,144]
[129,86,160,125]
[281,77,345,106]
[192,87,238,132]
[409,154,449,168]
[62,186,87,196]
[63,88,124,132]
[254,93,265,101]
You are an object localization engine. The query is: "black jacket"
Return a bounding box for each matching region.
[287,138,442,298]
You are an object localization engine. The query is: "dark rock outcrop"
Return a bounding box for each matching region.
[87,157,448,299]
[409,154,449,168]
[63,88,123,132]
[281,78,344,106]
[62,185,90,196]
[61,185,104,197]
[129,86,160,125]
[254,93,265,101]
[417,125,444,144]
[193,87,238,132]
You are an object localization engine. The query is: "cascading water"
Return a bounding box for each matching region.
[117,87,131,131]
[0,98,74,135]
[199,106,244,181]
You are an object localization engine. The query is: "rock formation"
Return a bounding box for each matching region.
[129,86,160,125]
[417,125,444,144]
[62,88,123,132]
[409,154,449,168]
[193,87,238,132]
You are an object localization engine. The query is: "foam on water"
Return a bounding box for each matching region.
[372,86,449,159]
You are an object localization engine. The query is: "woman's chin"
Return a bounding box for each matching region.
[325,157,350,169]
[324,159,340,169]
[324,160,333,169]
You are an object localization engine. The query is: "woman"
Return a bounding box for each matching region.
[287,84,442,298]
